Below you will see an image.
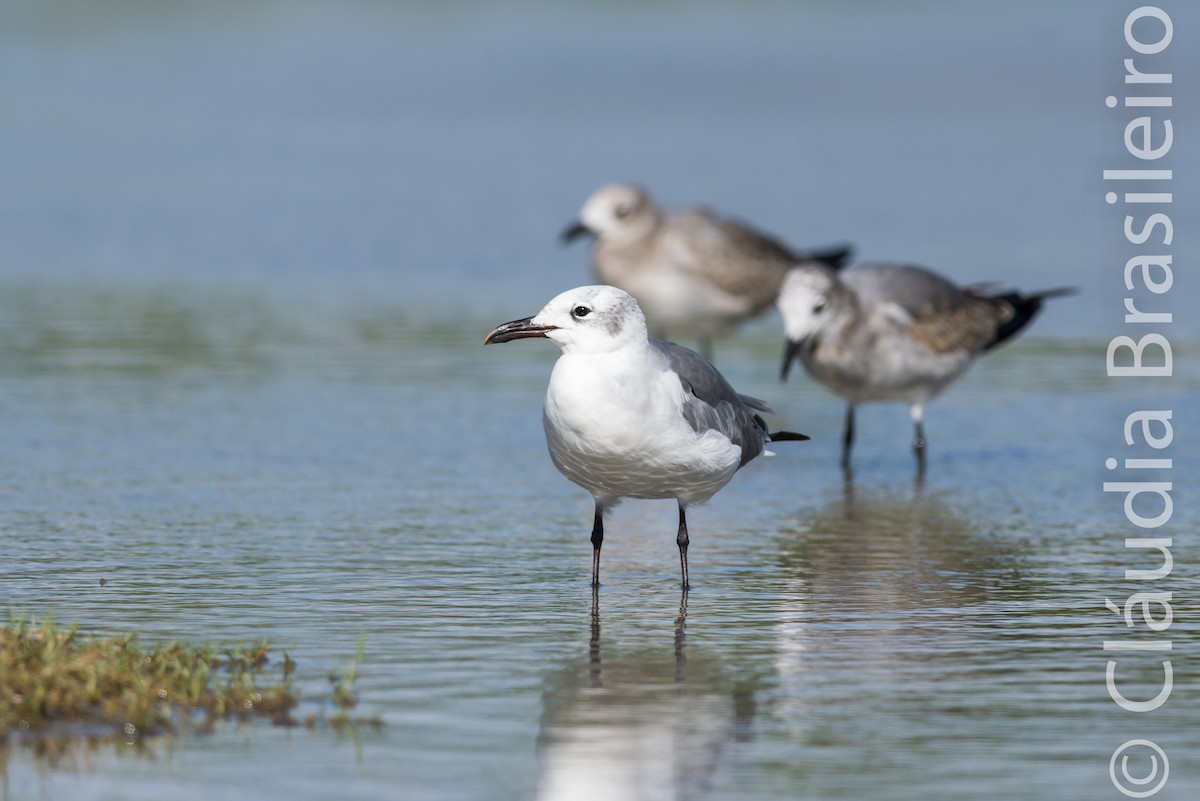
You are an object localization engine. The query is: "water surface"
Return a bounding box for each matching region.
[2,2,1197,799]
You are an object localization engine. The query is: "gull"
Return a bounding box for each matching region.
[485,285,807,588]
[776,262,1075,476]
[561,183,852,358]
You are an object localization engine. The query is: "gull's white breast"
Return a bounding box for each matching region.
[541,348,742,506]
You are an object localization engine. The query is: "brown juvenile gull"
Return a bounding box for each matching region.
[776,262,1075,477]
[561,183,852,358]
[485,285,808,589]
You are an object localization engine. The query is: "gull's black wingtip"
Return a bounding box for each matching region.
[986,285,1080,351]
[804,244,854,271]
[769,431,810,442]
[1036,286,1080,300]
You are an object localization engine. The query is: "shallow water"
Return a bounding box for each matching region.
[2,1,1198,799]
[3,284,1196,800]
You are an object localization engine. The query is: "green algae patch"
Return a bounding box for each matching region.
[1,617,308,740]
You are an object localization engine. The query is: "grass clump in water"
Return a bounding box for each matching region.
[1,616,300,740]
[323,632,379,732]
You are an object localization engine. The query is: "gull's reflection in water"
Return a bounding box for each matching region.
[537,589,750,801]
[771,487,1032,731]
[780,486,1026,611]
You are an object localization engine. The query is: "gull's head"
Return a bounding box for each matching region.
[485,285,648,355]
[560,184,658,245]
[777,265,841,380]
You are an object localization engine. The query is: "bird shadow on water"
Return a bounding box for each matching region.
[535,589,752,801]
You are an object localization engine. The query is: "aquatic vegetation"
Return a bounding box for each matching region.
[0,616,297,740]
[0,616,381,749]
[326,633,365,731]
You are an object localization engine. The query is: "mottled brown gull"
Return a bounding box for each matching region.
[777,262,1074,476]
[562,184,852,358]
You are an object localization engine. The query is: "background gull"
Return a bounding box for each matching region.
[561,184,852,358]
[776,262,1075,477]
[485,285,807,589]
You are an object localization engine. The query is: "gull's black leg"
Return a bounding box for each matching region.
[676,503,690,590]
[911,403,927,482]
[590,502,604,588]
[913,419,927,483]
[840,403,856,475]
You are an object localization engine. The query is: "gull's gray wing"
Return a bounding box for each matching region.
[844,263,1013,354]
[652,209,850,320]
[691,208,804,264]
[843,263,970,315]
[651,338,769,467]
[701,212,852,271]
[659,209,799,315]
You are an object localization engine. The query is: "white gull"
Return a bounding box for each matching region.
[486,285,807,588]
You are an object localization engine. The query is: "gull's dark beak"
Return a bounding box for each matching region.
[560,220,591,245]
[780,339,803,382]
[484,316,558,345]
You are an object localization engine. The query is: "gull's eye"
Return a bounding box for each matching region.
[812,300,827,314]
[572,305,591,319]
[613,204,631,220]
